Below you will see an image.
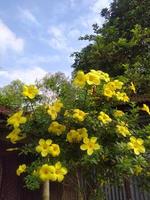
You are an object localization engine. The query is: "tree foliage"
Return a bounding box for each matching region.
[72,0,150,94]
[0,80,24,109]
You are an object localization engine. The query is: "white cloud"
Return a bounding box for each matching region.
[17,55,61,66]
[0,66,47,85]
[0,66,72,87]
[0,19,24,54]
[48,26,73,52]
[79,14,104,30]
[68,28,81,38]
[19,8,39,26]
[90,0,110,13]
[48,26,67,50]
[77,0,111,32]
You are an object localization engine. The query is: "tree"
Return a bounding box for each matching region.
[0,80,24,109]
[72,0,150,94]
[37,72,77,108]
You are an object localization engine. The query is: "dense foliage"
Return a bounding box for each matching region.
[72,0,150,94]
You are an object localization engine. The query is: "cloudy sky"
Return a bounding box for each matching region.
[0,0,111,86]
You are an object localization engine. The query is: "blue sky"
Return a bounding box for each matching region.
[0,0,111,86]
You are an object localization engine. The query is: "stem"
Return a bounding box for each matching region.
[43,180,50,200]
[84,88,88,107]
[76,169,84,200]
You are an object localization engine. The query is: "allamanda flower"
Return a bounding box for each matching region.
[114,110,125,118]
[38,164,56,181]
[128,136,145,155]
[6,128,26,144]
[103,86,115,98]
[80,137,100,156]
[22,84,39,99]
[116,124,131,137]
[53,100,63,112]
[7,111,27,128]
[130,82,136,93]
[98,111,112,124]
[35,139,52,157]
[115,92,129,102]
[77,128,88,139]
[47,106,58,120]
[16,164,27,176]
[98,71,110,82]
[53,162,68,182]
[48,121,66,136]
[67,130,81,143]
[67,128,88,143]
[73,109,87,122]
[141,104,150,115]
[73,71,86,88]
[86,70,100,85]
[113,80,124,90]
[49,144,60,157]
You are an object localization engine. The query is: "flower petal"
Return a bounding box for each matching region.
[91,137,97,143]
[80,144,87,150]
[87,149,93,156]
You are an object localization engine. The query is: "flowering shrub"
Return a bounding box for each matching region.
[6,70,150,198]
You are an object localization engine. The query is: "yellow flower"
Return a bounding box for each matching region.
[48,121,66,136]
[141,104,150,115]
[35,139,52,157]
[80,137,100,156]
[73,109,87,122]
[114,110,125,118]
[104,81,116,91]
[105,80,123,90]
[86,71,100,85]
[98,71,110,82]
[39,164,56,181]
[130,82,136,93]
[103,86,115,98]
[16,164,27,176]
[77,128,88,139]
[22,84,39,99]
[98,111,112,124]
[7,111,27,128]
[103,80,123,98]
[53,100,63,112]
[64,110,71,117]
[115,92,129,102]
[49,144,60,157]
[73,71,86,88]
[38,162,67,182]
[6,128,26,144]
[67,130,81,143]
[53,162,68,182]
[116,124,131,137]
[134,165,143,176]
[128,136,145,155]
[67,128,88,143]
[113,80,124,90]
[47,106,58,120]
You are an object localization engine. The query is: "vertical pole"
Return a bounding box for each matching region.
[124,178,132,200]
[76,169,84,200]
[43,180,50,200]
